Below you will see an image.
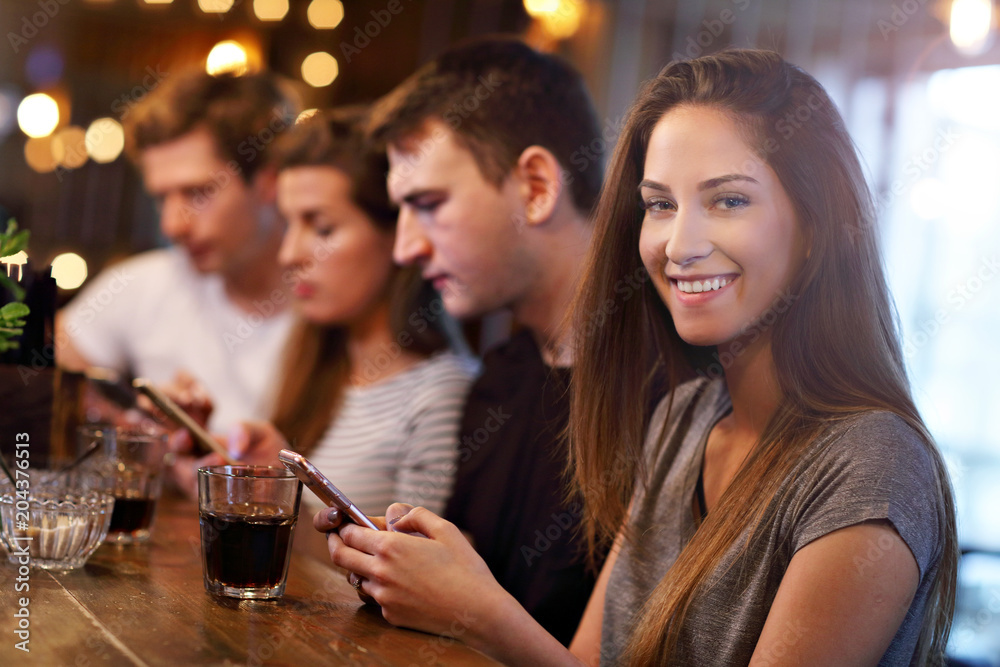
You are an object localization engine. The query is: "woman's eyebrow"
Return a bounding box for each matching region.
[698,174,759,190]
[637,174,759,195]
[637,179,670,194]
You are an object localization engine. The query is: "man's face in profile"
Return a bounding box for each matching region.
[387,118,537,321]
[141,127,277,277]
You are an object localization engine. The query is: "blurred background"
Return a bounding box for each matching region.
[0,0,997,662]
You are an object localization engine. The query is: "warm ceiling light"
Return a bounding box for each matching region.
[301,52,339,87]
[950,0,994,56]
[307,0,344,29]
[529,0,585,40]
[85,117,125,163]
[51,253,88,290]
[24,136,57,173]
[254,0,288,20]
[52,125,89,169]
[17,93,60,138]
[198,0,235,14]
[206,41,249,77]
[524,0,560,17]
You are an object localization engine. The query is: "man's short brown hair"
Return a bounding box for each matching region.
[370,37,603,216]
[125,70,297,182]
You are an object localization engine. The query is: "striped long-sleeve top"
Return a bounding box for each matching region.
[303,351,478,516]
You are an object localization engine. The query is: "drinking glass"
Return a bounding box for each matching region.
[105,427,168,544]
[197,465,302,599]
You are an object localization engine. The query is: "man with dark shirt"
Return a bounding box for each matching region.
[369,37,604,645]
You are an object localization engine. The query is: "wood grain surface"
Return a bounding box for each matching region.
[0,491,500,666]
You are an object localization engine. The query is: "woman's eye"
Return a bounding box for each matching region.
[313,222,336,237]
[714,194,749,210]
[640,198,676,213]
[307,216,335,237]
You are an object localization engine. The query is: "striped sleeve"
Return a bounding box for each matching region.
[394,355,477,514]
[303,353,477,516]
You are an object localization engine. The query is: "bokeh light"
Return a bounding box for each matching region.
[524,0,560,16]
[206,41,249,77]
[296,109,319,124]
[2,252,28,281]
[254,0,288,21]
[307,0,345,29]
[85,117,125,163]
[950,0,994,56]
[301,52,339,87]
[17,93,60,138]
[24,136,57,173]
[198,0,234,13]
[52,125,88,169]
[51,253,88,290]
[523,0,584,40]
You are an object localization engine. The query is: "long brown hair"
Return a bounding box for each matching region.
[569,49,956,664]
[270,108,456,452]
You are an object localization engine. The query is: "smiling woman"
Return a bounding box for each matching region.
[637,105,805,349]
[571,48,958,666]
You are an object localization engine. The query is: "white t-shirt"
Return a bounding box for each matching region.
[61,248,294,432]
[303,352,478,516]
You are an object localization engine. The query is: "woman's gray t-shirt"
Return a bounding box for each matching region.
[601,378,945,666]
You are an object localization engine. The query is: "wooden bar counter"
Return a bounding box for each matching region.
[0,492,500,666]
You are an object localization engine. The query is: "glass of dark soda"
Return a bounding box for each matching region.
[197,465,302,599]
[104,426,168,544]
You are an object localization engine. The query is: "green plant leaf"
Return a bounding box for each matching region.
[0,302,29,320]
[0,272,25,302]
[0,227,29,258]
[0,219,30,353]
[1,230,29,257]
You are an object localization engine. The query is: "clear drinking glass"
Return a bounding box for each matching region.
[0,470,115,570]
[198,465,302,599]
[104,426,168,544]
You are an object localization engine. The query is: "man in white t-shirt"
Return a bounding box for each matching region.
[56,71,297,432]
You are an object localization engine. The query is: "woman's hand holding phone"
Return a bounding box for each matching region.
[314,502,515,650]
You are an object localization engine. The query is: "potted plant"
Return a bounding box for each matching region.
[0,220,30,352]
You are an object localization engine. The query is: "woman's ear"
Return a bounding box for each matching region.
[516,145,564,227]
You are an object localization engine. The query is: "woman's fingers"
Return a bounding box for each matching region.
[386,503,414,529]
[388,505,450,540]
[314,507,344,532]
[327,529,378,575]
[340,521,390,554]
